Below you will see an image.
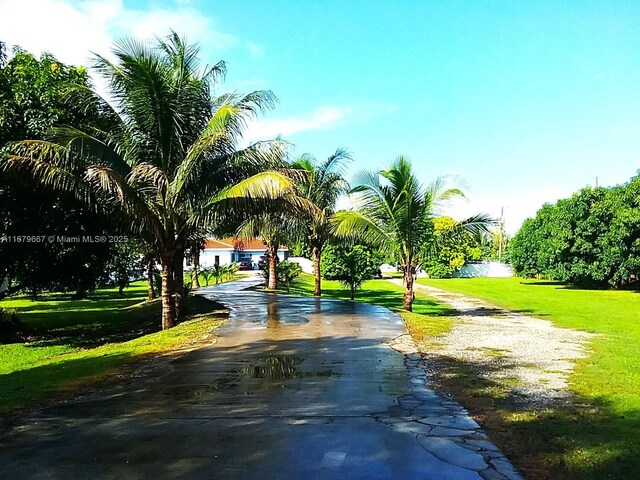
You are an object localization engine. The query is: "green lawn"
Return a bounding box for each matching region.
[418,277,640,480]
[0,281,225,414]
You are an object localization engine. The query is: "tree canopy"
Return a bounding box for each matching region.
[0,47,116,298]
[321,243,383,300]
[510,175,640,288]
[333,156,492,310]
[3,33,297,327]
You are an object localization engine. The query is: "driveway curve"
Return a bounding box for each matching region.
[0,276,521,479]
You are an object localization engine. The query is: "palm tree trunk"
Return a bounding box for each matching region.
[173,248,186,322]
[312,245,321,297]
[147,258,157,300]
[191,244,201,289]
[267,244,278,290]
[403,266,415,311]
[160,253,176,330]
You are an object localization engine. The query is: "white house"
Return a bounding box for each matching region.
[193,237,290,268]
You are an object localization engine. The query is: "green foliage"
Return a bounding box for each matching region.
[289,149,352,295]
[0,47,117,297]
[423,216,484,278]
[276,261,302,292]
[511,176,640,287]
[0,47,91,143]
[321,243,382,299]
[103,239,145,294]
[333,156,491,309]
[2,33,296,328]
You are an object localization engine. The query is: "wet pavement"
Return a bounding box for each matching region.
[0,275,521,479]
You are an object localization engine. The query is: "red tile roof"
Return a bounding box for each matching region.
[204,237,288,251]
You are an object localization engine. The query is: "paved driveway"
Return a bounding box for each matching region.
[0,276,520,479]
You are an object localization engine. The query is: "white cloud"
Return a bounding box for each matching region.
[242,105,352,143]
[241,102,399,145]
[441,187,574,235]
[247,42,264,57]
[0,0,236,68]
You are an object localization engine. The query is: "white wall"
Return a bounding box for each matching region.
[450,261,514,278]
[288,257,314,274]
[199,249,234,268]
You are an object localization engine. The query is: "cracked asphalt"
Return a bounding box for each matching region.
[0,276,521,479]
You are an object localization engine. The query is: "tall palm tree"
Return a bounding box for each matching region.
[333,156,492,311]
[4,33,296,329]
[291,149,351,296]
[237,213,290,290]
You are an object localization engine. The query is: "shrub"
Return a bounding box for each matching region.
[276,261,302,292]
[0,307,25,344]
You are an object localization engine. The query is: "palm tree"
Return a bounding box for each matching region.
[291,149,351,296]
[4,33,296,329]
[237,213,290,290]
[333,156,492,311]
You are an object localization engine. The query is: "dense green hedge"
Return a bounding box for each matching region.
[510,175,640,287]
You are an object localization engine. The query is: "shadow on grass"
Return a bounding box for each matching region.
[1,295,227,416]
[427,355,640,480]
[0,351,134,417]
[23,295,223,349]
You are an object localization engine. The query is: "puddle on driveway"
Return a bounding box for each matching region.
[162,356,335,399]
[240,355,333,380]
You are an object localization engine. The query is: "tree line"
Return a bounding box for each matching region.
[510,174,640,288]
[1,33,495,330]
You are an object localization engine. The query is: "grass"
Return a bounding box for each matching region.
[0,281,226,415]
[418,277,640,480]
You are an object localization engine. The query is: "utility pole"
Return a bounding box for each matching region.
[498,206,507,262]
[498,207,504,263]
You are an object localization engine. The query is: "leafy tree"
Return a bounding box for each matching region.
[291,149,351,296]
[201,267,214,287]
[334,156,492,310]
[4,33,297,329]
[510,177,640,288]
[104,239,145,294]
[423,216,483,278]
[321,243,382,299]
[277,261,302,292]
[0,47,117,298]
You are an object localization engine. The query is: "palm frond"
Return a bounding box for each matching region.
[332,210,392,254]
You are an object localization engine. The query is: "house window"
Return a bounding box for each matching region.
[215,255,220,266]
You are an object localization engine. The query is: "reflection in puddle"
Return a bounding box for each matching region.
[163,356,335,399]
[263,299,309,327]
[240,356,332,380]
[241,355,303,380]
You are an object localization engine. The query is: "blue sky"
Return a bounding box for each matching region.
[2,0,640,232]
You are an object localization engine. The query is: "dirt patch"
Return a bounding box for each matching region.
[396,280,594,408]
